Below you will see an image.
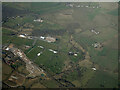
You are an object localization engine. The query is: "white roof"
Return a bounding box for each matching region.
[74,54,78,56]
[38,46,44,48]
[34,19,43,22]
[92,68,96,71]
[5,47,9,51]
[19,35,26,38]
[49,49,53,52]
[53,51,57,54]
[49,49,57,54]
[40,36,45,39]
[37,53,41,56]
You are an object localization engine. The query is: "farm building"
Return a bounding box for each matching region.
[40,36,45,40]
[18,34,26,38]
[92,68,96,71]
[68,52,78,56]
[49,49,58,54]
[33,19,43,23]
[37,52,42,56]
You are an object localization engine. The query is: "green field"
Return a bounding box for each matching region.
[86,70,118,88]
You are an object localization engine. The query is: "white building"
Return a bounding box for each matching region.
[49,49,57,54]
[74,53,78,56]
[53,51,57,54]
[37,52,42,56]
[92,68,96,71]
[5,47,10,51]
[37,53,41,56]
[49,49,54,52]
[38,46,44,49]
[40,36,45,40]
[19,35,26,38]
[34,19,43,23]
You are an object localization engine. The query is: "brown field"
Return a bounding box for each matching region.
[4,71,25,87]
[2,62,13,81]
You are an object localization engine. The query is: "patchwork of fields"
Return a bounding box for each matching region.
[2,2,118,88]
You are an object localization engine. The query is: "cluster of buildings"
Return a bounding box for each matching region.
[68,52,78,57]
[40,36,56,43]
[18,34,56,43]
[66,3,100,9]
[4,44,46,78]
[37,45,58,57]
[91,29,100,35]
[33,18,43,23]
[2,15,23,24]
[4,44,30,63]
[92,42,103,48]
[3,53,16,65]
[5,16,22,20]
[3,44,18,66]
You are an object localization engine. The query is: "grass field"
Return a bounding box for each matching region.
[86,70,118,88]
[2,62,13,81]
